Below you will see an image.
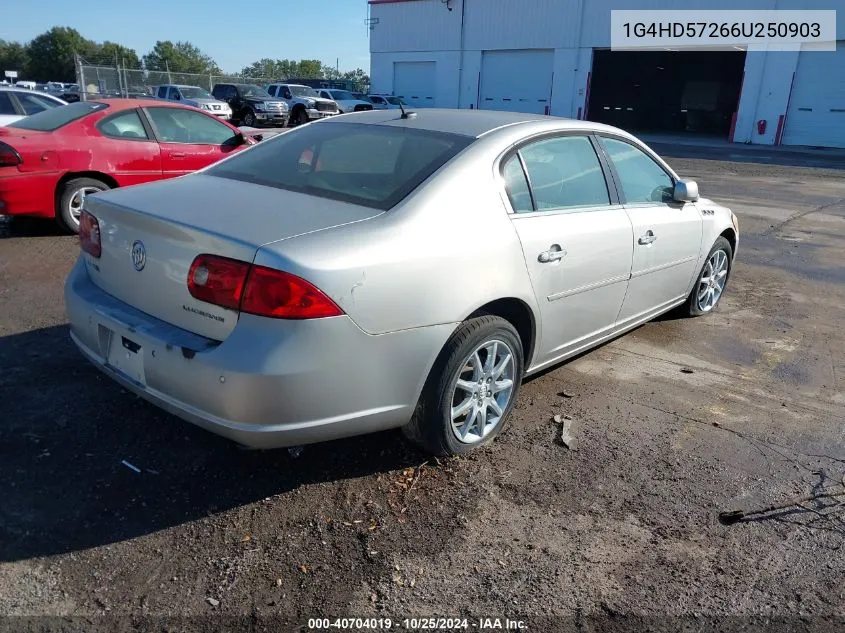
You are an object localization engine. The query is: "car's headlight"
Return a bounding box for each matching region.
[304,99,315,107]
[280,102,289,111]
[254,103,265,111]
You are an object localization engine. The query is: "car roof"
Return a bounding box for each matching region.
[91,98,200,111]
[319,108,583,138]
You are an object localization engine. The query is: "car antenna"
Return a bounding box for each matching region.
[398,99,415,119]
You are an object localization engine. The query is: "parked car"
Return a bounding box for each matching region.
[0,99,258,232]
[155,84,232,120]
[14,81,36,90]
[367,95,408,110]
[316,88,373,114]
[211,83,288,128]
[63,109,739,456]
[0,87,68,126]
[264,83,338,126]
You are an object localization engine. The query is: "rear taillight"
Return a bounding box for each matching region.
[187,254,344,319]
[187,254,250,311]
[0,142,22,167]
[78,210,101,258]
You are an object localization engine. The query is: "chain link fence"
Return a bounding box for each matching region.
[75,57,275,100]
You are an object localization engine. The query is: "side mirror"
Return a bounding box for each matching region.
[673,179,699,203]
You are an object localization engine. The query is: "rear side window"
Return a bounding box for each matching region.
[501,155,533,213]
[8,101,108,131]
[207,122,473,210]
[519,136,610,211]
[16,92,63,115]
[98,109,149,140]
[0,92,16,115]
[157,86,168,98]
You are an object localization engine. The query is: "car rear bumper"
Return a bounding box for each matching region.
[0,171,60,218]
[64,258,452,449]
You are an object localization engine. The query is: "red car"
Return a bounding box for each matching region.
[0,99,257,232]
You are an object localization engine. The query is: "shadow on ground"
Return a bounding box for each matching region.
[0,325,424,562]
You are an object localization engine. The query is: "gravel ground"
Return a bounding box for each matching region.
[1,150,844,633]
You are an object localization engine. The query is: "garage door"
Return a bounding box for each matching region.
[479,49,554,114]
[782,42,845,148]
[393,61,436,109]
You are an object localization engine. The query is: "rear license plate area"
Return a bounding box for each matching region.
[105,329,146,387]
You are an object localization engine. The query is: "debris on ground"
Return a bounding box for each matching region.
[680,367,695,374]
[719,473,845,525]
[205,597,220,607]
[559,390,575,398]
[288,446,304,458]
[120,460,141,473]
[553,414,576,450]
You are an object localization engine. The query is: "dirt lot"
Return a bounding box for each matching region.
[1,149,845,632]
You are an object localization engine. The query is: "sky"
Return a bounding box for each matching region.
[0,0,373,74]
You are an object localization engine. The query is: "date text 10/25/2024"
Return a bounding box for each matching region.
[307,618,528,630]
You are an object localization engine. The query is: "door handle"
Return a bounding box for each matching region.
[169,152,186,158]
[538,244,567,263]
[638,230,657,245]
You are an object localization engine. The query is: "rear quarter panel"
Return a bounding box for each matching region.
[56,112,163,187]
[254,137,540,337]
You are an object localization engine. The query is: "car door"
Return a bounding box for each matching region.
[143,106,241,177]
[93,108,162,186]
[503,134,634,367]
[597,135,703,324]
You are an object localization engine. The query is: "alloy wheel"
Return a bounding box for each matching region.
[450,339,515,444]
[696,249,729,312]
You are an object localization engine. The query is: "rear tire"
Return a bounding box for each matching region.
[57,177,110,234]
[402,315,524,456]
[683,236,733,317]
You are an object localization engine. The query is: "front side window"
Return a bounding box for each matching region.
[207,122,472,210]
[519,135,610,211]
[157,86,168,98]
[146,107,236,144]
[180,87,212,100]
[98,109,149,140]
[8,101,108,131]
[601,136,674,204]
[290,86,319,98]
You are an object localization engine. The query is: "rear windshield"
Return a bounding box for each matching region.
[207,122,473,210]
[8,101,108,131]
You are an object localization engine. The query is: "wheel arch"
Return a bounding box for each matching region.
[55,171,119,213]
[465,297,537,370]
[719,227,737,259]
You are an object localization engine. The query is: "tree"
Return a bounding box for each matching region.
[143,41,220,74]
[295,59,323,79]
[342,68,370,86]
[0,40,29,78]
[241,58,292,80]
[321,63,341,80]
[26,27,97,82]
[98,41,140,68]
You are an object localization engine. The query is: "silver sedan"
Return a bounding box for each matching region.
[65,109,739,456]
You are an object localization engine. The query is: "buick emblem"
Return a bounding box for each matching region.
[131,241,146,271]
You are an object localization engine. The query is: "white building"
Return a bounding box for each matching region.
[368,0,845,148]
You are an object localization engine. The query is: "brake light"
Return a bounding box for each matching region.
[241,265,344,319]
[78,210,101,258]
[0,142,22,167]
[187,254,250,311]
[186,254,344,319]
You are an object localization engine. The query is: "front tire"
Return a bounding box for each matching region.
[241,109,256,127]
[294,108,309,126]
[57,177,110,234]
[684,236,733,317]
[402,315,524,456]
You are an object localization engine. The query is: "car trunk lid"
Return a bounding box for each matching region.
[83,174,381,341]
